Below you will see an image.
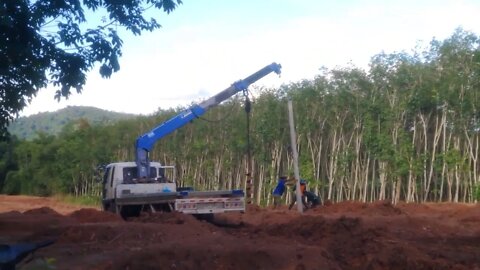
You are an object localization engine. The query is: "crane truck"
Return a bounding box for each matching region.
[101,63,282,218]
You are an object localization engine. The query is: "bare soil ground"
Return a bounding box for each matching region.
[1,195,479,270]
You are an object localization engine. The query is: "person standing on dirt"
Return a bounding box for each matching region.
[272,176,294,208]
[288,178,308,210]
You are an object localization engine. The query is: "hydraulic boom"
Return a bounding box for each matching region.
[135,63,282,178]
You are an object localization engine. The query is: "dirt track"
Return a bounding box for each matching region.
[0,195,479,270]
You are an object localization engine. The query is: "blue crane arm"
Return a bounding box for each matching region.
[135,62,282,178]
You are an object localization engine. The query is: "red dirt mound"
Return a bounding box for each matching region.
[68,208,123,223]
[23,206,63,216]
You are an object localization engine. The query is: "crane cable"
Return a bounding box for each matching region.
[244,91,253,204]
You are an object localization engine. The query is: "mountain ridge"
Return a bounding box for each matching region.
[9,106,138,140]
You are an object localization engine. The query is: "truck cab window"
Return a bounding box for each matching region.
[123,167,136,183]
[123,167,157,183]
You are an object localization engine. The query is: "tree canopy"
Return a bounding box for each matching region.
[0,0,182,138]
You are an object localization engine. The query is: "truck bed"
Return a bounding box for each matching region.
[175,189,245,214]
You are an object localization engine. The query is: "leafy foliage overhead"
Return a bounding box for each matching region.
[0,0,182,138]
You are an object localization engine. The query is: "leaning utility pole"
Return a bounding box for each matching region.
[288,99,303,213]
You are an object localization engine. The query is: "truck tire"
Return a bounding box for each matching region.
[193,213,214,223]
[120,205,141,219]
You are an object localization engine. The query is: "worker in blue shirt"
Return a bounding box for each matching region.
[272,176,294,208]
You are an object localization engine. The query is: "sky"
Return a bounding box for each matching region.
[20,0,480,117]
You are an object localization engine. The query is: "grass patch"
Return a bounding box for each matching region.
[54,194,101,207]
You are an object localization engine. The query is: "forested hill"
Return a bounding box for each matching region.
[8,106,137,140]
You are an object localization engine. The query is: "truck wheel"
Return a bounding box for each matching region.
[193,213,214,223]
[120,205,141,219]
